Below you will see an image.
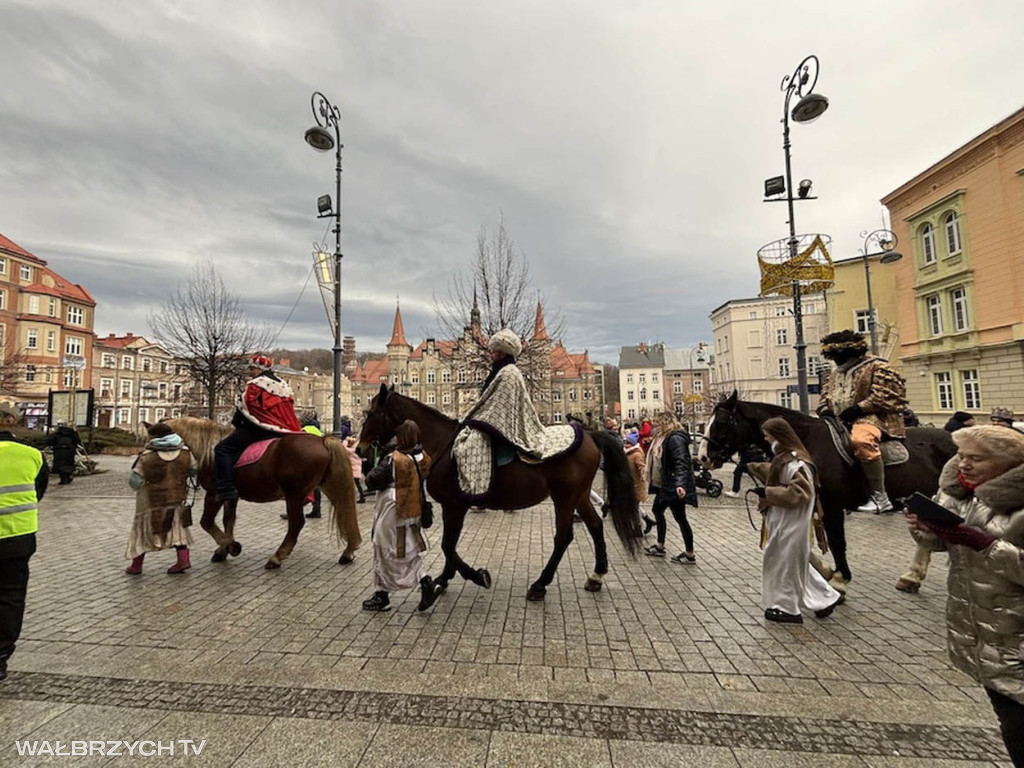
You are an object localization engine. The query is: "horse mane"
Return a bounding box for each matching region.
[734,399,820,428]
[165,417,231,469]
[390,392,458,426]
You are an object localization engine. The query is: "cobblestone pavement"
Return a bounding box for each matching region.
[0,455,1012,766]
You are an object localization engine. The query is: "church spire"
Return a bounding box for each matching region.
[389,301,408,347]
[531,300,549,341]
[470,286,481,329]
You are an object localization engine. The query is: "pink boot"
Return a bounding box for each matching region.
[125,554,145,575]
[167,547,191,574]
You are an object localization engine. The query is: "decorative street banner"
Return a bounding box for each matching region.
[758,234,835,296]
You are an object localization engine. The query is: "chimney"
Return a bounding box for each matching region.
[638,342,646,355]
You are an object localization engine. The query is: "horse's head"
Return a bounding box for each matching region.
[357,383,400,457]
[699,391,763,468]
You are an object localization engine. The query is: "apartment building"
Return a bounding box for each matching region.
[881,106,1024,424]
[709,295,828,409]
[92,334,189,431]
[0,232,96,423]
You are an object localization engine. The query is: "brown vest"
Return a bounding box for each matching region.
[392,450,431,521]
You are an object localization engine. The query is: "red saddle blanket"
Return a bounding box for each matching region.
[236,439,278,468]
[235,438,314,505]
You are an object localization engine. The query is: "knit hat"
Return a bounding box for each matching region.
[624,432,639,446]
[952,411,973,422]
[489,329,522,358]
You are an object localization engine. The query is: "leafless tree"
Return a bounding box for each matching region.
[148,260,273,419]
[434,218,564,397]
[0,346,29,399]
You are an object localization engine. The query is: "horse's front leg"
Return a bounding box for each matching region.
[576,492,608,593]
[435,503,489,594]
[200,494,232,562]
[222,498,242,558]
[528,501,576,601]
[267,494,305,569]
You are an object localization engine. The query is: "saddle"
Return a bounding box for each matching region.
[235,438,278,468]
[822,416,909,467]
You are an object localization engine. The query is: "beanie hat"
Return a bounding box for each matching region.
[952,411,972,422]
[624,432,639,446]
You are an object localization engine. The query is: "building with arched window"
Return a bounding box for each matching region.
[882,106,1024,424]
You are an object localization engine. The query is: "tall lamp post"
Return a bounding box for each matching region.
[860,229,903,356]
[779,55,829,414]
[304,91,344,435]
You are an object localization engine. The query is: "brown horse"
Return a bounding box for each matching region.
[164,417,360,569]
[357,384,640,601]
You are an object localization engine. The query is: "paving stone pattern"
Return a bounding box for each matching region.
[0,671,1006,762]
[0,456,1011,764]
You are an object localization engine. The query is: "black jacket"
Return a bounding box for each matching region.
[656,430,697,507]
[46,426,81,473]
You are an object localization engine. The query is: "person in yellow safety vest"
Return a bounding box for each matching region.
[0,429,49,682]
[301,412,324,519]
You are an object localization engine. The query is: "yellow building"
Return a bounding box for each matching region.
[881,106,1024,425]
[825,254,903,362]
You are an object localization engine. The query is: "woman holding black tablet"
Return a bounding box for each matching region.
[907,425,1024,766]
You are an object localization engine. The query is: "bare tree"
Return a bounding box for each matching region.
[434,218,564,397]
[149,260,272,420]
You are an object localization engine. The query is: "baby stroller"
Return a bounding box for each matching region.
[688,435,723,498]
[694,463,723,498]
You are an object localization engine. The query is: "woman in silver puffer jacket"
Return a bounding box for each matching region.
[907,425,1024,766]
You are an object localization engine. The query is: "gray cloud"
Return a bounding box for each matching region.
[1,0,1021,362]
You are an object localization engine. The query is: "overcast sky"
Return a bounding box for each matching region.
[1,1,1020,363]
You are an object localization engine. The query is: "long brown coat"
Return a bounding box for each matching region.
[625,444,647,503]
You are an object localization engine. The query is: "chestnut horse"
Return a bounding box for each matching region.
[357,384,640,601]
[164,417,360,569]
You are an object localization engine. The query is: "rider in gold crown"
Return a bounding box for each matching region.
[817,329,907,514]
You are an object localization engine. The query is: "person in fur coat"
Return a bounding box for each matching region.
[907,425,1024,765]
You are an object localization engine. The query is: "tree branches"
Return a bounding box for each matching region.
[148,260,272,419]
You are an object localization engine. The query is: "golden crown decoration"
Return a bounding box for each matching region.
[757,234,834,297]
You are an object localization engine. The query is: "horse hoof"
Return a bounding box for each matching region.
[895,578,920,594]
[211,550,228,563]
[526,584,546,601]
[228,541,242,558]
[264,560,281,570]
[477,569,492,589]
[584,578,602,592]
[338,552,355,565]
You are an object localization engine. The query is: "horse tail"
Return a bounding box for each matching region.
[590,431,642,556]
[322,437,361,551]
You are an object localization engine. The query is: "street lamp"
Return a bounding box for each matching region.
[304,91,344,436]
[779,54,829,414]
[859,229,903,356]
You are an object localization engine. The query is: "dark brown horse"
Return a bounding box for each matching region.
[698,392,956,583]
[164,417,360,569]
[357,384,640,601]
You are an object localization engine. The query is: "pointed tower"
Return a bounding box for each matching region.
[531,301,549,343]
[470,287,481,331]
[387,301,412,385]
[529,301,553,421]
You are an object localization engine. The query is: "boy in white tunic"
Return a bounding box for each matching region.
[750,418,843,624]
